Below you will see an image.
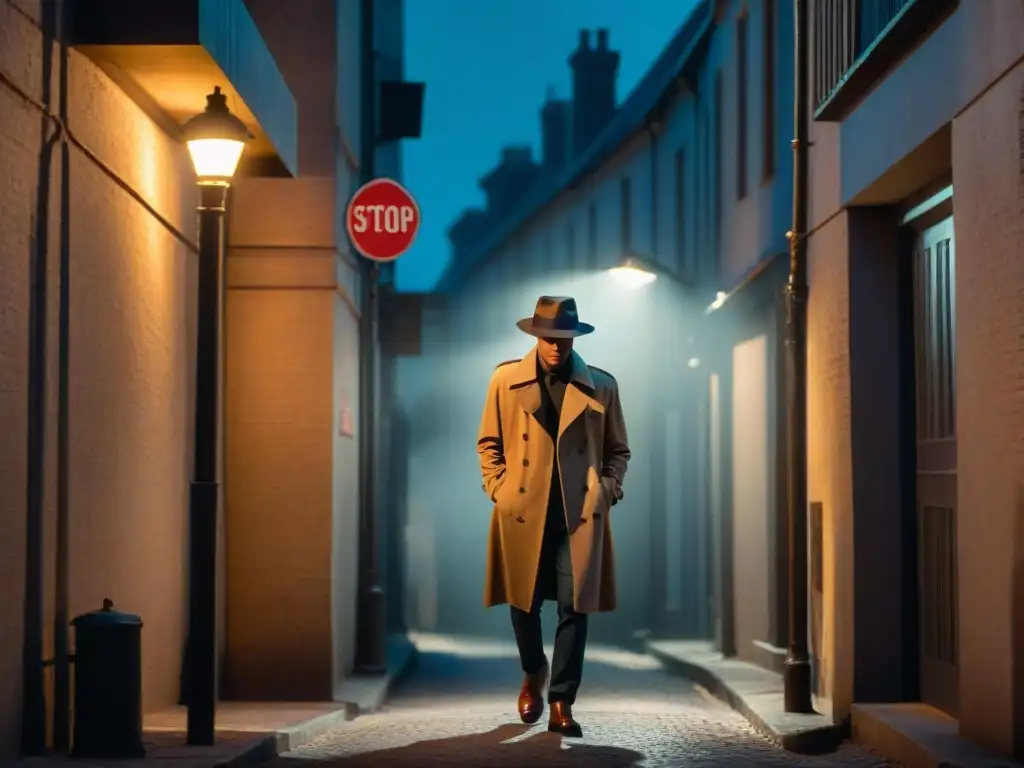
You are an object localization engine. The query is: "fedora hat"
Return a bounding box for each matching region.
[516,295,595,338]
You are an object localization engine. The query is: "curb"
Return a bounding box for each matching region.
[218,635,418,766]
[214,705,357,768]
[647,642,845,755]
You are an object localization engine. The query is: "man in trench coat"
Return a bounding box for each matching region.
[477,295,631,737]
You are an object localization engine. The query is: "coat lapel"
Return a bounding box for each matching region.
[508,349,542,414]
[509,348,605,437]
[558,351,604,439]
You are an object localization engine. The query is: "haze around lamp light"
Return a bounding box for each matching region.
[183,86,250,184]
[609,258,657,290]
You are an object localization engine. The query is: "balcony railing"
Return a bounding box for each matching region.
[813,0,957,120]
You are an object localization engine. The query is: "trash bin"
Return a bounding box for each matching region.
[71,599,146,758]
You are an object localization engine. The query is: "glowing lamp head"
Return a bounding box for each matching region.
[609,258,658,290]
[183,87,249,185]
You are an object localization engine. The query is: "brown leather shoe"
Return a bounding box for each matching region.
[547,700,582,737]
[517,664,549,724]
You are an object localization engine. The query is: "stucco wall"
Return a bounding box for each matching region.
[0,0,195,754]
[223,177,339,700]
[331,290,360,685]
[730,333,771,663]
[950,59,1024,757]
[805,212,854,719]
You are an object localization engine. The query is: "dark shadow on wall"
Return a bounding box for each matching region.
[271,724,645,767]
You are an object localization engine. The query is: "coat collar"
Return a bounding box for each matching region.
[508,347,595,392]
[508,348,602,438]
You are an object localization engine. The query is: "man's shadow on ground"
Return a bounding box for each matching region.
[275,722,645,767]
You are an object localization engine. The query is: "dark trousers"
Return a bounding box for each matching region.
[509,528,588,704]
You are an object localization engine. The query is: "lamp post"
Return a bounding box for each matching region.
[783,0,814,714]
[181,86,248,745]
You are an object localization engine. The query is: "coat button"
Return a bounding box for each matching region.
[579,517,587,524]
[522,433,529,441]
[523,459,529,467]
[519,487,526,494]
[516,516,526,523]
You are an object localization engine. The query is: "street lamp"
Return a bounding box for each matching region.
[608,255,658,290]
[182,86,248,746]
[184,86,249,184]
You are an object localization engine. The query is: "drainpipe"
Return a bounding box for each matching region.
[21,0,60,754]
[53,0,73,752]
[353,0,386,675]
[782,0,813,714]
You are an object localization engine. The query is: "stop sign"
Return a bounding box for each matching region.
[345,178,421,262]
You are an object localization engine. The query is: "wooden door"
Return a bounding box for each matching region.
[912,214,959,716]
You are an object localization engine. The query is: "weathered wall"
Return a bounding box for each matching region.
[0,0,195,753]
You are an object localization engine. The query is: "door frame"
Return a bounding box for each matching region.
[898,180,958,713]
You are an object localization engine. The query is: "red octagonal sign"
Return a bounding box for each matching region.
[345,178,421,262]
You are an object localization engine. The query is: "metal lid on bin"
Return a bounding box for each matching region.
[72,599,143,627]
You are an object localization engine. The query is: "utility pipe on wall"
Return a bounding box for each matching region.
[22,0,60,754]
[353,0,387,675]
[782,0,814,714]
[53,0,74,752]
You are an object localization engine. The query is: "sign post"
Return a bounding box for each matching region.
[345,178,421,262]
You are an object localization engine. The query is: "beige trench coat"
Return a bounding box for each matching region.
[477,347,631,614]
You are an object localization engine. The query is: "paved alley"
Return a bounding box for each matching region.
[271,635,894,767]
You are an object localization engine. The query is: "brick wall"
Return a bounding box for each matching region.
[0,0,196,754]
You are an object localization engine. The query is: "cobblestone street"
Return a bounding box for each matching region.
[272,636,894,767]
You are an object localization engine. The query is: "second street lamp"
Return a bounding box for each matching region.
[182,86,248,746]
[609,255,658,290]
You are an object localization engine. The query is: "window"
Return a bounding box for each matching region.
[620,177,632,255]
[736,14,749,199]
[762,0,776,181]
[698,105,707,265]
[714,71,723,240]
[674,149,686,275]
[587,202,598,268]
[567,222,576,271]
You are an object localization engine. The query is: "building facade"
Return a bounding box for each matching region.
[410,0,794,651]
[0,0,403,755]
[804,0,1024,760]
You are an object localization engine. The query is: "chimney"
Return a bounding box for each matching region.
[569,27,620,157]
[479,145,541,214]
[540,86,570,173]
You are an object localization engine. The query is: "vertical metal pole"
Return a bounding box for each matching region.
[353,0,386,675]
[783,0,814,714]
[22,0,59,753]
[187,183,227,743]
